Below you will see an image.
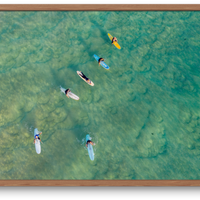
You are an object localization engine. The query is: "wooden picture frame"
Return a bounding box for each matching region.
[0,4,200,186]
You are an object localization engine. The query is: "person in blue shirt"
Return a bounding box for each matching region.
[34,131,42,144]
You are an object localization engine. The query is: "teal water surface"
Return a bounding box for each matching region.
[0,11,200,180]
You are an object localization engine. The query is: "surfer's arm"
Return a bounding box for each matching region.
[39,132,42,135]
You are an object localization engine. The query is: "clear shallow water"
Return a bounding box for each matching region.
[0,11,200,180]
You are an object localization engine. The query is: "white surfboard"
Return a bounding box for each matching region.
[60,86,79,100]
[34,128,41,154]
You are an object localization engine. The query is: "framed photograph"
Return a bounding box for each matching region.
[0,4,200,186]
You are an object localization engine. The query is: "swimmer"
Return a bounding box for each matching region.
[65,88,71,98]
[86,139,95,147]
[33,131,42,144]
[98,57,104,66]
[112,37,118,44]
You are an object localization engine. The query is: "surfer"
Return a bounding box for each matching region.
[80,72,92,84]
[98,57,104,66]
[65,88,71,98]
[86,139,95,147]
[33,131,42,144]
[112,37,118,44]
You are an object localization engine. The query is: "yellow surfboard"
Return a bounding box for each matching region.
[108,33,121,49]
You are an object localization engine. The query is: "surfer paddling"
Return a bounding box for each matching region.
[33,131,42,144]
[98,57,104,66]
[111,37,118,44]
[65,89,71,98]
[79,71,92,84]
[86,139,95,147]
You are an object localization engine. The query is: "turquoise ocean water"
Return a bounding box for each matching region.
[0,11,200,180]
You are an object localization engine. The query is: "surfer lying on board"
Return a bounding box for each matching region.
[86,140,95,147]
[80,72,92,84]
[112,37,118,44]
[65,89,71,98]
[98,58,104,66]
[33,132,42,144]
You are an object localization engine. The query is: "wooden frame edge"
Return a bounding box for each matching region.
[0,4,200,11]
[0,4,199,187]
[0,180,200,186]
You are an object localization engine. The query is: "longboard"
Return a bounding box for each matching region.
[93,54,109,70]
[86,134,94,161]
[108,33,121,49]
[34,128,41,154]
[60,86,79,100]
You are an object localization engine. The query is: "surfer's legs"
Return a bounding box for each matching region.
[81,72,88,80]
